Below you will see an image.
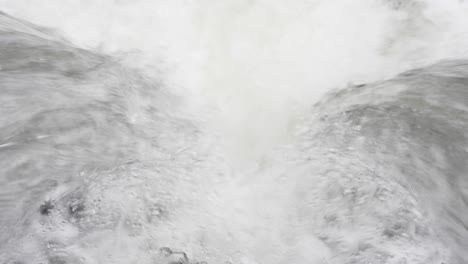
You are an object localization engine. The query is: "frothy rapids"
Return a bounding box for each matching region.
[0,1,467,264]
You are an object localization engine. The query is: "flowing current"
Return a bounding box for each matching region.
[0,1,467,264]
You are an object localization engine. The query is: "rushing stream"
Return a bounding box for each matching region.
[0,1,467,264]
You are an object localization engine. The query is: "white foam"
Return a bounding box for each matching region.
[1,1,467,263]
[2,0,468,163]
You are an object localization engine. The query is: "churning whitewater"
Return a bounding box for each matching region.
[0,1,467,264]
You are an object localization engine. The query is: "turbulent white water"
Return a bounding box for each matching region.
[0,1,467,264]
[3,0,468,162]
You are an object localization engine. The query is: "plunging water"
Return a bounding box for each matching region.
[0,1,467,264]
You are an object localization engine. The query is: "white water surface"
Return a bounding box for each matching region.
[0,1,468,264]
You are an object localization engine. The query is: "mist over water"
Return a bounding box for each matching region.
[3,0,468,161]
[0,1,467,264]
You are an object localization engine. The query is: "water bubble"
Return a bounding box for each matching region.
[39,200,55,215]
